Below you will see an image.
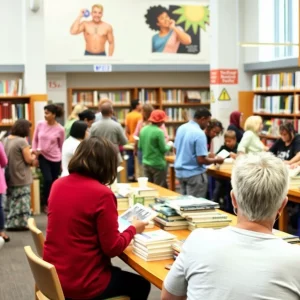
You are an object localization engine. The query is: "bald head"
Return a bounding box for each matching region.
[101,102,113,117]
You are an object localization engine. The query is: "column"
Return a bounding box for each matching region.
[210,0,253,150]
[22,0,47,94]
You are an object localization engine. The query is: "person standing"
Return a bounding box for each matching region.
[0,142,8,240]
[139,110,171,188]
[174,108,224,198]
[64,103,87,139]
[32,104,65,211]
[90,103,127,164]
[125,99,142,181]
[4,120,38,230]
[228,111,244,143]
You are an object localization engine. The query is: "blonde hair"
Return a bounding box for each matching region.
[68,103,87,121]
[244,116,262,133]
[92,4,103,11]
[98,98,113,110]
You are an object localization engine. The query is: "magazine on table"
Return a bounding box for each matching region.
[118,203,158,233]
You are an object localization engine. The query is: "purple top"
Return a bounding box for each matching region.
[0,142,8,194]
[32,121,65,162]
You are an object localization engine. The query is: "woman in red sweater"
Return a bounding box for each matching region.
[43,137,151,300]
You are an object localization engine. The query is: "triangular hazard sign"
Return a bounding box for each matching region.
[218,88,231,101]
[210,90,215,103]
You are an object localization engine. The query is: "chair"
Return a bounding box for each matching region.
[28,217,45,258]
[24,246,130,300]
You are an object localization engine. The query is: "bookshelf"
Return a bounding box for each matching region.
[67,86,210,138]
[239,71,300,147]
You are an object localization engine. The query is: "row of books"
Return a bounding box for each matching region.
[0,103,30,124]
[252,72,300,91]
[164,108,196,122]
[114,109,130,123]
[166,126,179,140]
[162,90,210,104]
[0,79,23,96]
[253,95,297,114]
[138,89,157,105]
[261,118,300,137]
[72,91,131,106]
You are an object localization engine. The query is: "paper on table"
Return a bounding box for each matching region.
[217,149,230,159]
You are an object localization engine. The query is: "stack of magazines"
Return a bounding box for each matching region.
[133,230,177,261]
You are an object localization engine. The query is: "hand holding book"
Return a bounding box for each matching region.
[132,217,148,234]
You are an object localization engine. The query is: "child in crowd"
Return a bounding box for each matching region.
[212,130,238,210]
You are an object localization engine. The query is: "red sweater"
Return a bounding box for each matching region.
[43,173,136,299]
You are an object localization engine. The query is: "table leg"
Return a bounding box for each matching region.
[278,206,288,232]
[169,165,175,192]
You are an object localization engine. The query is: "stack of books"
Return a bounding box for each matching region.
[149,203,189,230]
[164,196,232,231]
[133,230,177,261]
[272,229,300,244]
[115,193,129,211]
[288,167,300,189]
[129,187,159,207]
[171,239,185,259]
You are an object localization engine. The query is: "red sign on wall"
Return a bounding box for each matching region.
[210,69,238,84]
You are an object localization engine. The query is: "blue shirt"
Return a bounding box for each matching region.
[152,30,173,52]
[174,120,208,178]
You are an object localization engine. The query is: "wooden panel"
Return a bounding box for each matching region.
[238,91,254,127]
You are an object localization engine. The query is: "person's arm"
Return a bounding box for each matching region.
[169,22,192,45]
[117,125,128,146]
[58,128,65,152]
[32,123,40,152]
[237,131,252,154]
[107,25,114,56]
[160,123,170,142]
[0,143,7,168]
[70,10,86,35]
[286,152,300,165]
[96,192,136,257]
[157,130,171,154]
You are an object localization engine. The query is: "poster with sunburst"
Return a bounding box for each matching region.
[145,4,209,54]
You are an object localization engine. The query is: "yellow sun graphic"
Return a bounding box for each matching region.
[173,5,210,34]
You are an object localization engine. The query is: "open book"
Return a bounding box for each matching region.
[118,203,158,233]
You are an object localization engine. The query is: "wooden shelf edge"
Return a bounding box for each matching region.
[254,112,296,117]
[253,90,299,94]
[259,134,279,140]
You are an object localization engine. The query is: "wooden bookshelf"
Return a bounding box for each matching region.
[68,86,210,135]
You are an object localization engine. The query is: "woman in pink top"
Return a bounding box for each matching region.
[134,104,169,176]
[32,104,65,211]
[0,142,8,241]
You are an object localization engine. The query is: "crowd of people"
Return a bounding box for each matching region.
[1,98,300,299]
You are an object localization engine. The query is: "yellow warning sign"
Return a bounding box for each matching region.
[210,90,215,103]
[218,88,231,101]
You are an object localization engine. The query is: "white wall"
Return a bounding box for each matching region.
[0,1,23,64]
[66,72,209,87]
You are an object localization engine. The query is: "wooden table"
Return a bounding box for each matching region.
[119,182,237,290]
[165,156,176,191]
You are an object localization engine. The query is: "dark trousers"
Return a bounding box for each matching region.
[38,155,61,206]
[144,164,168,188]
[66,267,151,300]
[0,194,4,231]
[126,150,135,180]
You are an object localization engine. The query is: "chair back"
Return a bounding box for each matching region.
[28,217,45,257]
[24,246,65,300]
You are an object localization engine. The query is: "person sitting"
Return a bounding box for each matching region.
[228,110,244,143]
[237,115,266,154]
[43,137,151,300]
[212,130,238,208]
[162,152,300,300]
[61,121,88,177]
[269,122,300,165]
[205,119,224,152]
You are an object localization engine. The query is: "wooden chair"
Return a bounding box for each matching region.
[28,217,45,258]
[24,246,130,300]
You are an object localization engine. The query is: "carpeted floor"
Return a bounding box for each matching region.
[0,214,161,300]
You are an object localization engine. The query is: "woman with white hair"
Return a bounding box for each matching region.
[237,115,266,154]
[162,152,300,300]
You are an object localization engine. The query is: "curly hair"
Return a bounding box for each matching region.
[145,5,169,31]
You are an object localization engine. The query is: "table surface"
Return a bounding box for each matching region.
[119,182,238,290]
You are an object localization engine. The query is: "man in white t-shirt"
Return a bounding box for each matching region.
[162,152,300,300]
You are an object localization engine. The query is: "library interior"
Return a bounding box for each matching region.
[1,0,300,299]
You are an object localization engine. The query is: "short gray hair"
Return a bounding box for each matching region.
[231,152,289,221]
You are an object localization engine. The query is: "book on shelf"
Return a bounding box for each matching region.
[253,95,296,114]
[0,79,23,96]
[162,89,210,104]
[118,203,158,233]
[260,119,299,137]
[252,72,300,91]
[72,90,131,106]
[138,89,157,105]
[0,102,30,124]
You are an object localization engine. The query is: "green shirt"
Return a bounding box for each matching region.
[138,124,171,169]
[64,119,76,139]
